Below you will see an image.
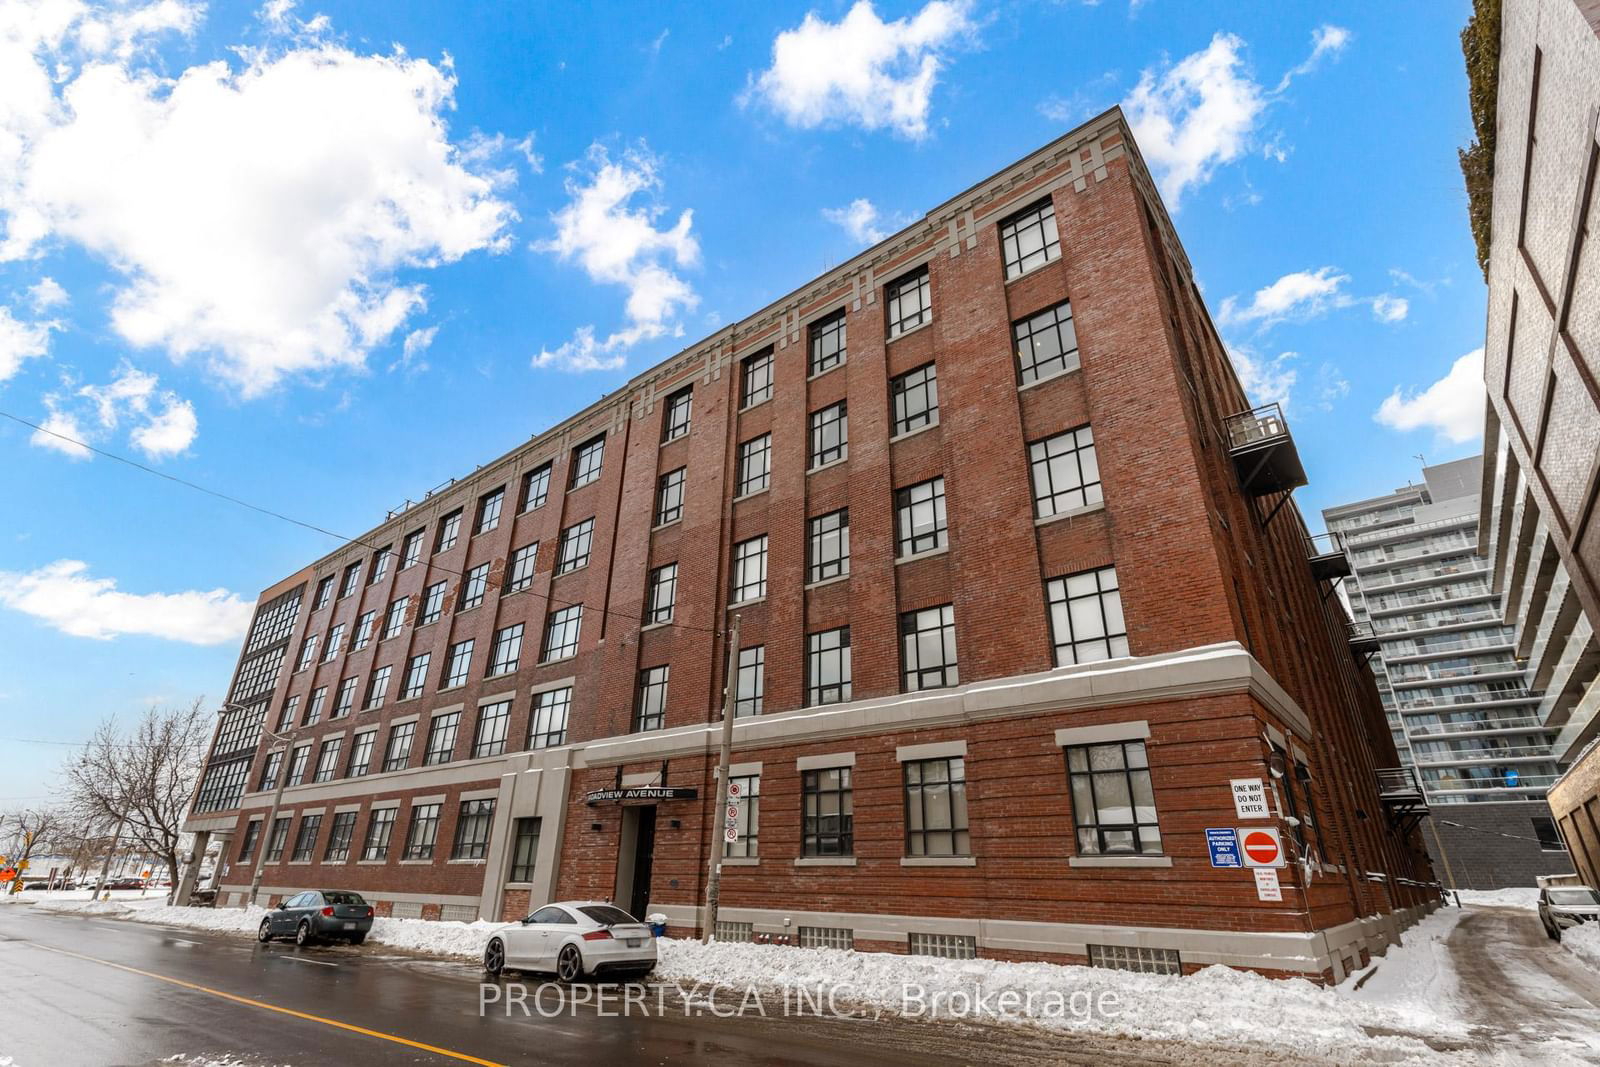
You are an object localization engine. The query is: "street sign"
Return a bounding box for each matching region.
[1239,827,1286,868]
[727,782,741,798]
[1205,828,1242,867]
[726,805,739,821]
[1230,778,1270,819]
[585,786,699,804]
[1253,867,1282,901]
[723,826,738,842]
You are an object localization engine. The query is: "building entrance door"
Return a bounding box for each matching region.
[615,805,658,919]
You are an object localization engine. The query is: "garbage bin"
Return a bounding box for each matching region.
[646,912,668,938]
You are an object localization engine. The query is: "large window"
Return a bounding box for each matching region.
[662,386,693,442]
[506,542,538,593]
[901,604,958,691]
[1532,815,1567,852]
[352,610,375,651]
[383,721,415,772]
[1013,301,1080,385]
[383,595,409,638]
[999,197,1060,279]
[725,773,760,858]
[807,627,852,706]
[802,767,853,856]
[238,820,262,861]
[556,518,594,574]
[809,311,846,376]
[542,604,582,661]
[346,731,376,777]
[570,434,605,489]
[809,402,847,468]
[296,634,318,670]
[808,509,850,582]
[443,639,474,688]
[886,266,931,338]
[305,687,326,725]
[732,535,768,603]
[369,546,391,584]
[265,816,291,862]
[741,349,773,408]
[313,575,334,610]
[364,665,391,709]
[904,756,969,856]
[435,509,462,554]
[1066,740,1161,855]
[277,696,299,732]
[361,808,397,861]
[312,737,343,783]
[339,562,361,599]
[1046,567,1127,665]
[324,811,357,862]
[420,582,446,626]
[422,711,461,766]
[452,799,496,860]
[332,676,357,717]
[401,652,430,700]
[528,687,571,749]
[459,563,489,611]
[737,434,771,496]
[521,463,552,512]
[509,817,542,881]
[1030,425,1102,518]
[656,468,685,526]
[635,666,669,732]
[401,529,424,569]
[291,814,322,862]
[895,477,947,557]
[473,700,511,758]
[403,802,443,860]
[475,486,504,535]
[735,646,764,717]
[890,362,938,436]
[645,563,678,625]
[487,623,524,677]
[322,624,343,662]
[258,750,283,791]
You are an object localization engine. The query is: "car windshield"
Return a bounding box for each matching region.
[578,905,637,926]
[1549,889,1600,906]
[323,892,366,905]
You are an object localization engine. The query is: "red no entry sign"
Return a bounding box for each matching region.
[1240,828,1284,868]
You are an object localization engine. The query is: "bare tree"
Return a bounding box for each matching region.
[62,700,211,903]
[0,807,69,893]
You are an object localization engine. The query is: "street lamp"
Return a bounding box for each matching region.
[245,722,299,909]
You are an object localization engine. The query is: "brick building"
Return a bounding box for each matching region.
[181,107,1435,981]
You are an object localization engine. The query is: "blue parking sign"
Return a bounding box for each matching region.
[1207,828,1242,868]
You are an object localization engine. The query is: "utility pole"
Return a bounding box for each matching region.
[92,815,125,900]
[246,726,298,908]
[702,612,742,945]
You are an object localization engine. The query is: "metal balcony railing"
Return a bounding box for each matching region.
[1223,403,1307,497]
[1348,620,1380,654]
[1345,512,1474,547]
[1403,715,1546,737]
[1376,766,1425,798]
[1306,532,1351,581]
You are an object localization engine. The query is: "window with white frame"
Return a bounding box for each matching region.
[998,197,1060,279]
[1030,425,1102,518]
[1045,567,1127,665]
[732,535,768,603]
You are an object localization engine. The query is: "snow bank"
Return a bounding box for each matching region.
[1338,906,1469,1034]
[1562,923,1600,972]
[1454,887,1540,910]
[366,916,499,957]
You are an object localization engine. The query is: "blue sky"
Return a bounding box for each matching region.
[0,0,1485,803]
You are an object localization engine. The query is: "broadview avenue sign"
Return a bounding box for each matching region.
[585,786,699,804]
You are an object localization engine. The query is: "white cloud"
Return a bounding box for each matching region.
[0,5,517,397]
[1217,266,1350,328]
[0,304,55,382]
[0,559,251,643]
[534,143,698,373]
[1228,345,1297,409]
[391,324,436,374]
[29,407,91,459]
[743,0,977,140]
[1124,33,1265,207]
[1371,293,1409,323]
[1315,362,1350,410]
[32,361,197,459]
[27,276,67,311]
[129,392,196,457]
[1374,348,1485,444]
[823,198,895,245]
[1275,24,1352,92]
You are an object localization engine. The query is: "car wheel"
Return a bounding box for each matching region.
[349,932,366,946]
[257,919,273,944]
[556,944,584,983]
[483,938,506,978]
[295,920,313,947]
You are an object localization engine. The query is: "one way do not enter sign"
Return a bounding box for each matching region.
[1238,827,1285,868]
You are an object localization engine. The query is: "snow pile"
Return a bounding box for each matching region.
[367,916,498,957]
[1454,888,1539,910]
[129,904,268,934]
[1562,923,1600,973]
[32,899,139,916]
[1338,907,1469,1034]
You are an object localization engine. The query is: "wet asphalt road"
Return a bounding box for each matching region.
[0,905,1215,1067]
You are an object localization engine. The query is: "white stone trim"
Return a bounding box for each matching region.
[718,761,763,778]
[333,805,362,815]
[1068,855,1173,868]
[429,705,463,720]
[796,751,855,771]
[1054,720,1150,747]
[367,800,401,811]
[720,857,759,867]
[900,856,976,867]
[387,713,421,728]
[479,690,516,707]
[410,794,446,807]
[794,857,857,867]
[1034,500,1107,527]
[296,807,327,817]
[529,676,576,696]
[458,788,499,802]
[896,740,967,762]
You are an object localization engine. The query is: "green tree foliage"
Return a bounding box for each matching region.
[1459,0,1501,281]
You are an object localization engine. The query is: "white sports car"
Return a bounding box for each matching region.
[483,900,657,982]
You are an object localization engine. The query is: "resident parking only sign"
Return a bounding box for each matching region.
[1206,828,1242,867]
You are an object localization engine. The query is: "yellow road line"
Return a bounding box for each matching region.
[29,941,505,1067]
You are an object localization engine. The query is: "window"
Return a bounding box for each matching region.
[324,811,357,862]
[459,563,489,611]
[352,610,376,651]
[802,767,853,856]
[901,604,958,691]
[420,582,446,625]
[401,529,424,569]
[724,773,759,857]
[521,463,552,512]
[1067,739,1161,855]
[1088,944,1181,976]
[1046,567,1127,665]
[740,349,773,408]
[909,933,976,960]
[238,820,262,862]
[737,433,771,496]
[999,197,1061,279]
[265,816,291,862]
[369,546,391,585]
[452,799,495,860]
[890,362,938,436]
[506,543,538,593]
[475,486,504,534]
[656,468,685,526]
[364,665,391,709]
[903,756,968,856]
[809,402,847,468]
[473,700,511,758]
[383,596,409,639]
[808,509,849,583]
[403,803,442,860]
[296,634,318,671]
[362,808,397,861]
[542,604,582,661]
[423,711,461,766]
[645,564,678,625]
[509,817,542,881]
[886,266,931,337]
[285,744,311,786]
[277,696,299,732]
[799,926,854,950]
[635,666,669,732]
[1532,816,1567,851]
[487,624,524,677]
[322,624,343,662]
[1031,425,1103,521]
[312,738,343,783]
[382,721,415,772]
[401,652,430,700]
[661,386,693,442]
[339,562,361,599]
[1013,301,1080,385]
[305,687,326,726]
[715,920,754,943]
[529,687,571,749]
[570,434,605,488]
[896,477,947,556]
[807,627,852,706]
[313,575,334,610]
[443,640,474,689]
[435,510,462,553]
[346,731,376,777]
[735,646,764,717]
[732,535,768,603]
[809,311,846,375]
[556,518,594,573]
[332,676,357,718]
[257,750,283,791]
